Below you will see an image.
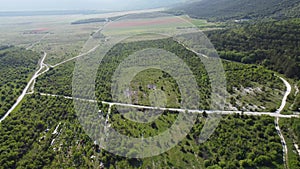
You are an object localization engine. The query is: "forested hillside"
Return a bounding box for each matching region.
[174,0,300,21]
[206,19,300,79]
[172,0,300,79]
[0,47,40,118]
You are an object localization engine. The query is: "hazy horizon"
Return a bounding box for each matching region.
[0,0,186,12]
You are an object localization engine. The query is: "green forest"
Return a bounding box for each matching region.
[0,94,292,169]
[0,46,40,118]
[206,19,300,79]
[36,61,74,96]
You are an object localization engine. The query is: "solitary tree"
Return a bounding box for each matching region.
[203,111,208,118]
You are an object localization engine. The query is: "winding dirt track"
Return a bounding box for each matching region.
[274,76,292,168]
[0,52,48,122]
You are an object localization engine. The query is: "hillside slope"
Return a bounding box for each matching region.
[206,19,300,79]
[174,0,300,21]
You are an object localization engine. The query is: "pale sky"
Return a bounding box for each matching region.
[0,0,185,11]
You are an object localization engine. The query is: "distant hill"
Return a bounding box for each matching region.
[0,10,109,17]
[173,0,300,21]
[172,0,300,79]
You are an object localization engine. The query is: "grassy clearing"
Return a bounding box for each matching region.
[180,15,221,30]
[129,68,180,108]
